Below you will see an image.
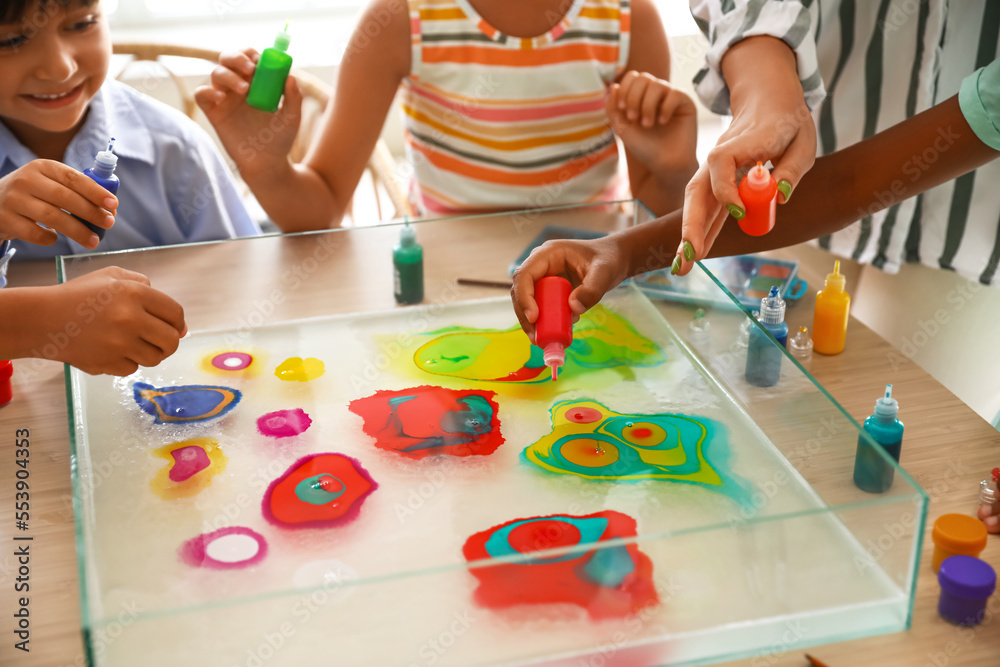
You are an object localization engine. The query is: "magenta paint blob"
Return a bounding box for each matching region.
[257,408,313,438]
[168,445,211,482]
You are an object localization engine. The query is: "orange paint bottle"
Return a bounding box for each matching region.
[812,260,851,355]
[737,161,778,235]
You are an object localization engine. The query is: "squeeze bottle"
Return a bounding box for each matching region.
[247,22,293,113]
[534,276,573,381]
[812,260,850,354]
[73,138,119,240]
[737,161,778,236]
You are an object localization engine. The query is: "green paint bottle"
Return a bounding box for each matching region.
[246,22,293,113]
[393,222,424,304]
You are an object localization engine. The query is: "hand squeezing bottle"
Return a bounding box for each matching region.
[73,138,119,240]
[737,161,778,236]
[247,22,293,113]
[534,276,572,381]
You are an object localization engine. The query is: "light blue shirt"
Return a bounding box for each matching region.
[1,79,260,260]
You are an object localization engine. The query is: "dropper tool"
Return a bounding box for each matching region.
[687,307,711,349]
[745,161,770,189]
[544,344,565,381]
[274,20,292,51]
[399,220,416,248]
[980,479,997,507]
[92,137,118,178]
[759,286,786,325]
[824,260,846,291]
[789,326,813,361]
[874,384,899,422]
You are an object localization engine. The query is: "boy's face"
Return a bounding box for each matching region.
[0,2,110,139]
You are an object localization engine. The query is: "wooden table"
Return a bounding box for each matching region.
[1,207,997,666]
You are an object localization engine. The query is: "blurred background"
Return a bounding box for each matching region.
[104,0,1000,430]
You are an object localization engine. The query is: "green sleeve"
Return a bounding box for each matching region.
[959,59,1000,151]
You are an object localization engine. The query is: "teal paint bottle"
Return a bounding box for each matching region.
[246,22,293,113]
[745,286,787,387]
[393,223,424,304]
[853,384,905,493]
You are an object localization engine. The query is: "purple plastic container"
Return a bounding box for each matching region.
[937,555,996,626]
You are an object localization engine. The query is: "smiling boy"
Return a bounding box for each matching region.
[0,0,259,259]
[0,0,257,376]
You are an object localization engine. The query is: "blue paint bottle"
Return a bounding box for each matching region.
[745,286,787,387]
[73,138,119,241]
[853,384,904,493]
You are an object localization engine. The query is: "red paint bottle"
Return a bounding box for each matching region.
[0,360,12,406]
[737,161,778,236]
[534,276,573,381]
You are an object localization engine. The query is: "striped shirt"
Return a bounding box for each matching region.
[401,0,630,215]
[691,0,1000,287]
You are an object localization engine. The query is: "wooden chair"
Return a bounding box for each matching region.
[112,43,413,225]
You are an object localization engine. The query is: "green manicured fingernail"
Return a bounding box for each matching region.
[777,180,792,202]
[726,203,745,220]
[670,255,682,275]
[683,241,695,262]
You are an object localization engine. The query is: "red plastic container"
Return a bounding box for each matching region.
[534,277,572,380]
[0,360,12,406]
[737,161,778,236]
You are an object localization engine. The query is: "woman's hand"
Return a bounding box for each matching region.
[675,36,816,275]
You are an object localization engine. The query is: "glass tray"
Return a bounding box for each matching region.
[59,202,927,666]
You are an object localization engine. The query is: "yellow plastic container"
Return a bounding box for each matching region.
[931,513,988,572]
[812,260,851,354]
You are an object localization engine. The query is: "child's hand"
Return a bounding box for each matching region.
[511,237,629,341]
[194,48,303,179]
[0,160,117,249]
[607,72,698,177]
[978,497,1000,534]
[39,267,187,376]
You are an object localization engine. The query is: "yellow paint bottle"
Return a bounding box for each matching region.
[812,260,850,355]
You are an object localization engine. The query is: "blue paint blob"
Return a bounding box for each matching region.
[579,545,635,587]
[133,382,241,424]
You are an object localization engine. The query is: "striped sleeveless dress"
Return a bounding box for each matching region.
[401,0,630,215]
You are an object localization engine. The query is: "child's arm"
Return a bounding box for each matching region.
[611,0,698,216]
[979,499,999,534]
[512,93,999,334]
[0,160,117,248]
[0,267,186,376]
[196,0,410,232]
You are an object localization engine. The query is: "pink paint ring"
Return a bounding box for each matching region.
[211,352,253,371]
[180,527,268,569]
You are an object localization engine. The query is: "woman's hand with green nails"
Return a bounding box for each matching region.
[675,36,817,276]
